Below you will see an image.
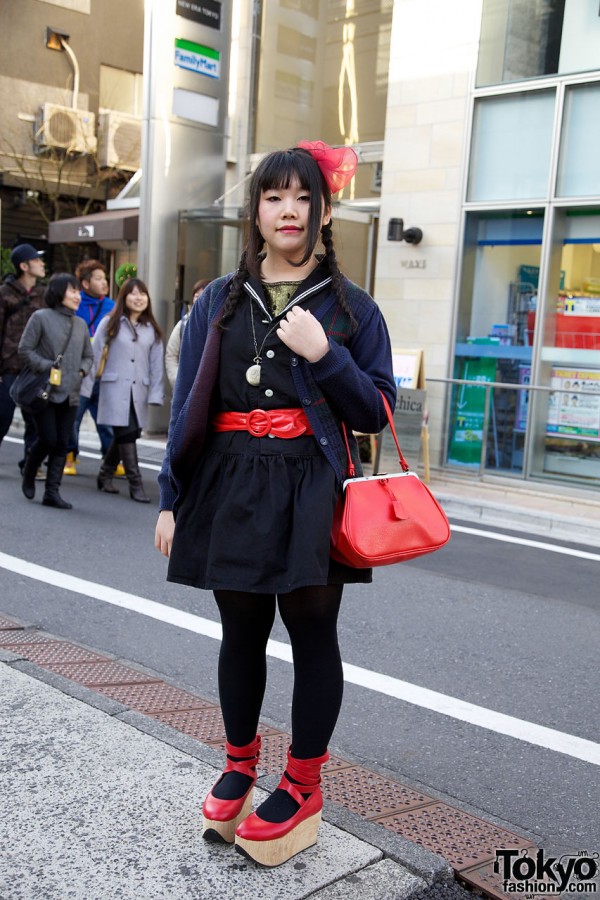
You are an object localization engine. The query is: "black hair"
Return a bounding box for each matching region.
[106,277,163,341]
[44,273,80,308]
[219,147,355,330]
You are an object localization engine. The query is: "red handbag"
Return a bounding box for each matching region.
[330,392,451,567]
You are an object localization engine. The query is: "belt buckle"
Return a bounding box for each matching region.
[247,408,271,437]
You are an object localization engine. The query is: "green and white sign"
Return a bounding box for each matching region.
[174,38,220,79]
[448,357,496,466]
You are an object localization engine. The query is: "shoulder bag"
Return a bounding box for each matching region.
[330,392,451,567]
[10,317,74,414]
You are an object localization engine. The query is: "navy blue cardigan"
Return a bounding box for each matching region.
[158,272,396,511]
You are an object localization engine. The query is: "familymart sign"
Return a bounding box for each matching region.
[174,38,220,79]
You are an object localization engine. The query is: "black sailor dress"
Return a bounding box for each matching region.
[166,287,372,595]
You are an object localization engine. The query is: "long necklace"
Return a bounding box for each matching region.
[246,300,276,386]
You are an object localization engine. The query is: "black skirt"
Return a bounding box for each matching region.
[167,430,372,594]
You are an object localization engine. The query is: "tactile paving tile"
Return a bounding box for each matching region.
[0,616,23,630]
[94,681,217,712]
[0,630,56,646]
[10,641,106,665]
[40,659,161,686]
[459,850,542,900]
[321,765,435,819]
[375,802,529,870]
[150,706,227,743]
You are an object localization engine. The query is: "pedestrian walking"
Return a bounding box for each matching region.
[64,259,115,475]
[83,277,164,502]
[0,244,46,469]
[154,141,396,867]
[165,279,210,389]
[18,273,92,509]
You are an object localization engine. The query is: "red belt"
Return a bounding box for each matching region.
[212,408,314,438]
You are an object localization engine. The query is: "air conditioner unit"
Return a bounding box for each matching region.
[97,111,142,172]
[35,103,97,154]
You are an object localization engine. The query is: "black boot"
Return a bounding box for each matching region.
[120,442,150,503]
[97,441,120,494]
[42,455,73,509]
[22,446,46,500]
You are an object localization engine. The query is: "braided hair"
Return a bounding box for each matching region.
[218,147,355,330]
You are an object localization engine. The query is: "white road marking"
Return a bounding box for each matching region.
[3,436,162,472]
[1,550,598,767]
[450,524,600,561]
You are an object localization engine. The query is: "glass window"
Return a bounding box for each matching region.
[449,211,543,472]
[476,0,565,87]
[531,210,600,484]
[468,91,555,202]
[556,83,600,198]
[99,65,143,117]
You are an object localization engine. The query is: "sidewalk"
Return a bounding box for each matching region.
[0,649,452,900]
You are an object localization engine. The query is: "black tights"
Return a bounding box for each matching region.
[213,584,344,821]
[215,584,344,756]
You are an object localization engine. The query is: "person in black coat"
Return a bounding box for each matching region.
[18,274,92,509]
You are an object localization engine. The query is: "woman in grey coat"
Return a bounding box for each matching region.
[82,277,164,502]
[18,273,93,509]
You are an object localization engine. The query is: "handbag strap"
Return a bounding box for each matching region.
[341,390,410,477]
[53,316,75,368]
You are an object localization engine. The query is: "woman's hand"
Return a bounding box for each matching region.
[155,510,175,558]
[276,307,329,363]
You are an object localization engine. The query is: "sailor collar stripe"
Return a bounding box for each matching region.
[243,277,333,322]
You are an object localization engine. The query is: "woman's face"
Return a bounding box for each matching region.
[125,285,149,317]
[61,284,81,311]
[256,176,331,263]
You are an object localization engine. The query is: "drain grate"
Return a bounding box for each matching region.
[40,659,161,686]
[458,851,539,900]
[375,803,528,870]
[0,616,23,630]
[94,681,217,712]
[150,706,227,743]
[8,641,106,666]
[0,630,56,646]
[322,765,435,819]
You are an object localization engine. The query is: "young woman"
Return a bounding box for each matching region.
[165,278,211,389]
[18,273,92,509]
[82,277,164,502]
[155,142,396,866]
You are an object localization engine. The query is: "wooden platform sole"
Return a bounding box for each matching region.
[202,789,254,844]
[234,811,322,867]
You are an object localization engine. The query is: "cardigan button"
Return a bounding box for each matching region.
[319,437,328,446]
[290,356,298,366]
[302,398,311,406]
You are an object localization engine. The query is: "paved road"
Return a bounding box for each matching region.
[1,438,598,858]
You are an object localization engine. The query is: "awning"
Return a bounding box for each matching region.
[48,208,138,245]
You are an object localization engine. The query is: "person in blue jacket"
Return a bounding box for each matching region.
[154,141,396,868]
[64,259,115,475]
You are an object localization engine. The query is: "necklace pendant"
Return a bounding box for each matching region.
[245,363,261,386]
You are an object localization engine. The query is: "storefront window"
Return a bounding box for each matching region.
[467,91,555,202]
[556,82,600,198]
[476,0,600,88]
[531,210,600,483]
[448,211,543,472]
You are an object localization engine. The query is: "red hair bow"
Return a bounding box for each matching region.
[298,140,358,194]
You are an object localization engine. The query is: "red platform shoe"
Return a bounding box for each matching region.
[234,748,329,866]
[202,735,261,843]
